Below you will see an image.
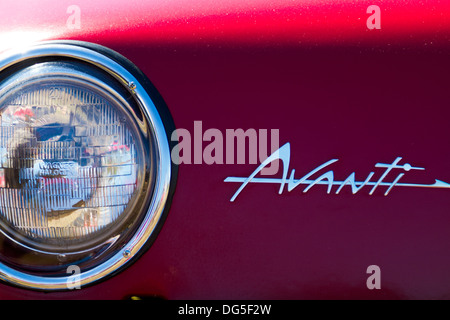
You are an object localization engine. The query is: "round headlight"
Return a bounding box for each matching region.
[0,42,175,290]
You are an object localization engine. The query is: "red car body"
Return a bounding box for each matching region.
[0,0,449,299]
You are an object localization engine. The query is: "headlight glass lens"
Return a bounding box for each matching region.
[0,63,145,253]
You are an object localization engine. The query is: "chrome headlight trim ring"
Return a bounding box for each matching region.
[0,41,175,291]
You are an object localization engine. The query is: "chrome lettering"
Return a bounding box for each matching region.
[224,143,450,202]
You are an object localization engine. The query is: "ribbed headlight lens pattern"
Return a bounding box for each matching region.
[0,63,142,253]
[0,43,172,291]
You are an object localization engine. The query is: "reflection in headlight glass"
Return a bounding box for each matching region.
[0,78,141,250]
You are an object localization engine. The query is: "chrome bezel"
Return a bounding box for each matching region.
[0,42,172,290]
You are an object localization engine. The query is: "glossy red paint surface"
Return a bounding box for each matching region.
[0,0,449,299]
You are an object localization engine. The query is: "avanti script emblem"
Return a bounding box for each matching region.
[225,143,450,202]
